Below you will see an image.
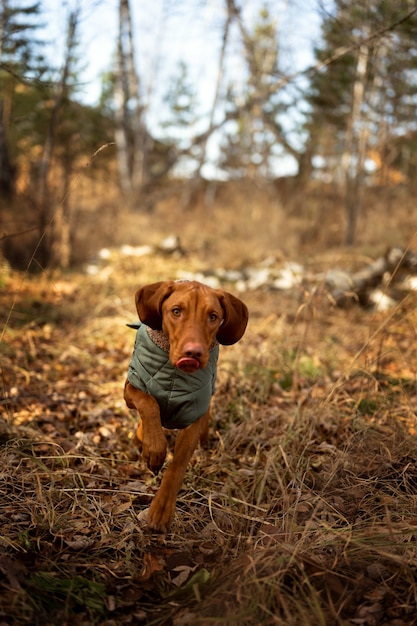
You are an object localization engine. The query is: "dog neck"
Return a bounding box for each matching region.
[147,328,170,352]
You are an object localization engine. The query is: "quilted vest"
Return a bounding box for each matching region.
[127,323,219,429]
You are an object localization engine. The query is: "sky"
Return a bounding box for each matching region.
[39,0,323,176]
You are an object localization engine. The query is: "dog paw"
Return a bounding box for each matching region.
[141,435,167,474]
[147,494,176,533]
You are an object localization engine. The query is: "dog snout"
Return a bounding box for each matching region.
[183,342,204,360]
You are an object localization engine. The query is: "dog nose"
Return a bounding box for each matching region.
[183,342,203,359]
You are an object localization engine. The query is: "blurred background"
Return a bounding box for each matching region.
[1,0,416,271]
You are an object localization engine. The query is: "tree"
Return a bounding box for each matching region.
[43,9,79,268]
[0,0,45,196]
[114,0,146,196]
[219,3,280,178]
[218,1,304,181]
[306,1,417,244]
[1,2,114,270]
[162,61,199,138]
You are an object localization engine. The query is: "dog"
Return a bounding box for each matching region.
[124,280,248,532]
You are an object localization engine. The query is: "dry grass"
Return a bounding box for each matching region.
[69,178,417,266]
[1,204,417,625]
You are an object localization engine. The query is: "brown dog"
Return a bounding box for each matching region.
[124,280,248,532]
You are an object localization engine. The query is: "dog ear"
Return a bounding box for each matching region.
[135,281,175,330]
[216,291,249,345]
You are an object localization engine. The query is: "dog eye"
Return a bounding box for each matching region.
[209,312,218,322]
[172,307,181,317]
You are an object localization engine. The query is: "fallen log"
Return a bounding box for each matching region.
[327,247,417,307]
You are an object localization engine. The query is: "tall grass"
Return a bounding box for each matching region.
[1,205,417,624]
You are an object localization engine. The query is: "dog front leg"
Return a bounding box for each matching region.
[124,381,167,474]
[147,410,210,533]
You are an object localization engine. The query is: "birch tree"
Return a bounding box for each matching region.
[341,36,369,245]
[307,1,417,244]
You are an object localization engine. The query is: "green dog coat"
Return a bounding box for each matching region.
[127,322,219,429]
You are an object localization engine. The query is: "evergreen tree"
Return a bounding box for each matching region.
[0,0,45,76]
[0,0,45,195]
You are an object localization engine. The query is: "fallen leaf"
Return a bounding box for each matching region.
[64,536,93,550]
[112,500,132,514]
[137,552,165,582]
[170,565,198,588]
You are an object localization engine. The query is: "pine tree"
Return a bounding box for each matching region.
[0,0,45,195]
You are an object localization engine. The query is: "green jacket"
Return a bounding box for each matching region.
[127,323,219,429]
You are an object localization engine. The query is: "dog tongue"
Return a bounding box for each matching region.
[176,357,200,372]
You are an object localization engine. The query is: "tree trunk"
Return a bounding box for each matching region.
[115,0,145,197]
[50,154,71,268]
[183,8,231,209]
[39,10,78,268]
[0,101,14,197]
[340,39,369,246]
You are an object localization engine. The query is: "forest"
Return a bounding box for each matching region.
[1,1,417,624]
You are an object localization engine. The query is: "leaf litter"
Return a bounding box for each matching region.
[1,249,417,624]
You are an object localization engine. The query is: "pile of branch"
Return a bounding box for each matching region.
[88,242,417,310]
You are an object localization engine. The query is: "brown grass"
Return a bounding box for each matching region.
[1,196,417,625]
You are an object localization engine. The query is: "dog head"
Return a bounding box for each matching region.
[135,280,248,372]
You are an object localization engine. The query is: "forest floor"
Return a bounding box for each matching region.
[1,241,417,625]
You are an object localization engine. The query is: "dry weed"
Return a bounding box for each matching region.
[1,239,417,625]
